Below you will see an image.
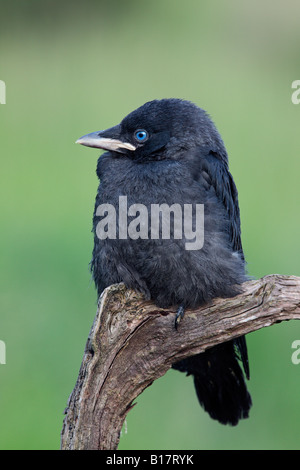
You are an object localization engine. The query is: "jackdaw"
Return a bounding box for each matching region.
[76,98,252,426]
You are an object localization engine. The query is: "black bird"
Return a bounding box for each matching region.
[77,99,252,426]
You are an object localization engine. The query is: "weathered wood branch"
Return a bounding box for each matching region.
[60,274,300,450]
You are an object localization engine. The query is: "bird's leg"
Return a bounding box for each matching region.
[175,304,185,330]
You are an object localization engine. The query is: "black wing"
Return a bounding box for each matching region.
[201,151,249,379]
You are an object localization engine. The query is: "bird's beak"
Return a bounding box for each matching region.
[76,124,136,153]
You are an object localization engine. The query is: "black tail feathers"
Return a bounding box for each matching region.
[172,338,252,426]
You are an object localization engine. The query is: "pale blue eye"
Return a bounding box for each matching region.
[134,129,148,142]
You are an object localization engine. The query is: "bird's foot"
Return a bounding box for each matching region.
[175,305,185,330]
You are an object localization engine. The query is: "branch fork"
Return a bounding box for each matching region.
[61,274,300,450]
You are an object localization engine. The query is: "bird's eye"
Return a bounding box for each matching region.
[134,129,148,142]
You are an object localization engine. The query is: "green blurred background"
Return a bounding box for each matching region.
[0,0,300,450]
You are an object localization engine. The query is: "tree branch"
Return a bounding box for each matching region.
[60,274,300,450]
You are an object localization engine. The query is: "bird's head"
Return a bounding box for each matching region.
[76,99,228,164]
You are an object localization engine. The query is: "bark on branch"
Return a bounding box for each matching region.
[60,274,300,450]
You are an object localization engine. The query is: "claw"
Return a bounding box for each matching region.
[175,305,185,330]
